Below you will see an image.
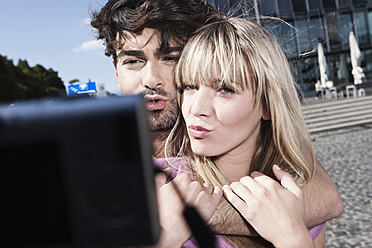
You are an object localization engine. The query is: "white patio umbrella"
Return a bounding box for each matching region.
[318,43,328,88]
[349,31,365,85]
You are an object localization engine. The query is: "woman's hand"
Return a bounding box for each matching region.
[223,165,314,248]
[173,173,223,222]
[153,171,222,248]
[153,172,190,248]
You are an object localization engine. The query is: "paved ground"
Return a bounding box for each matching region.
[311,124,372,247]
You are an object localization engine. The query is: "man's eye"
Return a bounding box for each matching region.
[162,56,180,62]
[123,59,142,65]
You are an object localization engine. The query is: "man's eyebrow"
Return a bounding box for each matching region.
[155,46,183,55]
[117,46,182,58]
[117,49,145,58]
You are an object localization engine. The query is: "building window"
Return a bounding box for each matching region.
[368,11,372,43]
[264,19,298,55]
[339,13,353,47]
[292,0,307,13]
[281,21,298,55]
[322,0,336,9]
[308,0,322,11]
[328,53,347,85]
[295,18,311,53]
[354,11,368,45]
[229,0,240,5]
[326,12,342,50]
[301,58,318,85]
[260,0,277,15]
[339,0,351,8]
[278,0,292,17]
[345,52,353,83]
[362,50,372,78]
[309,17,326,50]
[292,57,318,90]
[353,0,368,6]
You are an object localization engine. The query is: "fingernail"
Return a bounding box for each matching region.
[274,164,281,171]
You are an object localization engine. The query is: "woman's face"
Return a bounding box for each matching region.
[181,78,266,158]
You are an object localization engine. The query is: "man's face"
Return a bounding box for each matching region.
[114,28,181,132]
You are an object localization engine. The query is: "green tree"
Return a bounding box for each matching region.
[68,79,80,84]
[0,55,66,102]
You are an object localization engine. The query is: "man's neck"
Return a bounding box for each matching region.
[151,130,171,158]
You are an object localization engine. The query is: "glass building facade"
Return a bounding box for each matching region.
[208,0,372,94]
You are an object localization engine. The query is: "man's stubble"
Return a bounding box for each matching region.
[144,88,179,132]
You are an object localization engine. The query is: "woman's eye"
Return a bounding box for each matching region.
[182,85,198,91]
[219,86,236,94]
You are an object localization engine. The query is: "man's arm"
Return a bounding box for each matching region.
[303,159,344,228]
[207,197,257,236]
[208,159,343,235]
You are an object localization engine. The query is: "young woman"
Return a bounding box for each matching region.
[154,17,325,248]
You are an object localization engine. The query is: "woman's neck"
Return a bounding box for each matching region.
[214,120,260,182]
[215,147,255,182]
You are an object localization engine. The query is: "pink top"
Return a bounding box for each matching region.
[153,158,325,248]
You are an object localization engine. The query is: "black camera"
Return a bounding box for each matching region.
[0,95,159,247]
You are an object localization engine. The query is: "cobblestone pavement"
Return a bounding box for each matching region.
[311,124,372,247]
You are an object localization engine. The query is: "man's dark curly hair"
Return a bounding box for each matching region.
[91,0,225,63]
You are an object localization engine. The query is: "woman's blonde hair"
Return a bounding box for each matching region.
[165,17,316,247]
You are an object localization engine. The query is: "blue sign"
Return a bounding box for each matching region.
[68,82,97,96]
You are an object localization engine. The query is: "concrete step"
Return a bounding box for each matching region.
[305,108,372,125]
[302,95,372,111]
[308,117,372,133]
[304,104,372,120]
[302,95,372,134]
[302,96,372,115]
[306,112,372,128]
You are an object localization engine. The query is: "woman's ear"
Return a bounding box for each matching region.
[262,111,270,120]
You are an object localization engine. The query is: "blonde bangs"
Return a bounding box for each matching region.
[176,21,251,92]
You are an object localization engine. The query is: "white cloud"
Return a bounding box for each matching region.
[82,17,91,27]
[73,39,104,52]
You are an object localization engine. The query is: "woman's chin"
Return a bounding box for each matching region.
[191,146,214,157]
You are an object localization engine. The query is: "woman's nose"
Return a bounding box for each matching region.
[190,86,213,117]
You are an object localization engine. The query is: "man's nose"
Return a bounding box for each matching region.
[143,62,163,89]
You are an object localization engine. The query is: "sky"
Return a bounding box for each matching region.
[0,0,122,95]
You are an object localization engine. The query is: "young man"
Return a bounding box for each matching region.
[91,0,343,238]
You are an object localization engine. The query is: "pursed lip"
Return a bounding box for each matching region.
[144,94,168,111]
[188,124,212,139]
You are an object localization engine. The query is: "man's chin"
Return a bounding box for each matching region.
[147,111,177,133]
[148,120,174,132]
[148,123,173,132]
